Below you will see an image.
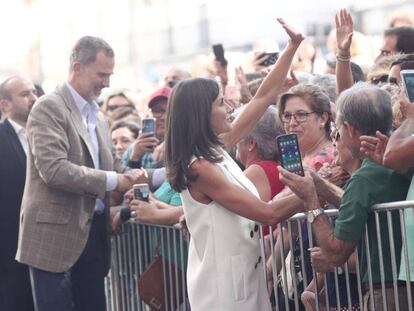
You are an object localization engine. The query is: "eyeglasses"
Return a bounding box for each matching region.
[281,111,316,123]
[107,104,133,112]
[151,109,166,117]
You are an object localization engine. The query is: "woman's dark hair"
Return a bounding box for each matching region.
[165,78,224,192]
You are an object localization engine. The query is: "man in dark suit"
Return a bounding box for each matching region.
[0,76,37,310]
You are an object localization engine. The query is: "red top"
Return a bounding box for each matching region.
[253,161,285,236]
[254,161,285,198]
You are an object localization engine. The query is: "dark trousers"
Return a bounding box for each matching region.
[0,266,35,311]
[29,213,108,311]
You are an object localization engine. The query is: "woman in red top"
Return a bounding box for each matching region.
[236,106,285,234]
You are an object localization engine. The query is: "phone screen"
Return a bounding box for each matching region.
[142,118,155,134]
[401,71,414,102]
[276,133,304,176]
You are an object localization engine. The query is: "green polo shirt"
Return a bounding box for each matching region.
[334,158,409,283]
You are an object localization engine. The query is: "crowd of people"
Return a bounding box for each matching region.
[1,6,414,311]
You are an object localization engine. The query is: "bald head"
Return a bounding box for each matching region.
[0,76,37,126]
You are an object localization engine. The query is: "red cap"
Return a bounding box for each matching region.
[148,86,172,108]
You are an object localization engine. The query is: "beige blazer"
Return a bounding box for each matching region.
[16,84,118,273]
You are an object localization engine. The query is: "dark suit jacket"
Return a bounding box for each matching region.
[0,119,27,270]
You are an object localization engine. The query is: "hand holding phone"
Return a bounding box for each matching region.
[400,70,414,102]
[142,118,156,135]
[276,133,304,176]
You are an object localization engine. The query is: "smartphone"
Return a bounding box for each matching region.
[400,70,414,102]
[258,52,279,67]
[276,133,304,176]
[133,183,149,202]
[212,44,228,66]
[142,118,156,135]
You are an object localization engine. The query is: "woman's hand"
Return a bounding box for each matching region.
[129,199,156,222]
[277,18,305,46]
[335,9,353,55]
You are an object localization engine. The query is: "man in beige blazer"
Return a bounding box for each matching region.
[16,36,141,310]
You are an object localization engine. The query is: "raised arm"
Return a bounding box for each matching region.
[335,9,354,94]
[221,18,304,150]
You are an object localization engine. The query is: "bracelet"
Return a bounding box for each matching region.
[127,159,142,168]
[336,54,351,62]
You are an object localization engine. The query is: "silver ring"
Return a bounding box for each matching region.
[130,211,137,217]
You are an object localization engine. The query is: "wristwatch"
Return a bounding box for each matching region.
[307,208,325,224]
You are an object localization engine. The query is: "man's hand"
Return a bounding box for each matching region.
[278,167,318,206]
[335,9,353,55]
[116,169,148,192]
[309,247,335,273]
[360,131,388,165]
[400,90,414,119]
[130,133,159,161]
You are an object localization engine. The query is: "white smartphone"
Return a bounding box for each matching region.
[400,69,414,102]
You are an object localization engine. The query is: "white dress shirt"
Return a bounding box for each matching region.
[66,82,117,211]
[8,118,28,156]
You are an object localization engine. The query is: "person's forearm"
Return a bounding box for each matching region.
[312,215,352,266]
[315,178,343,208]
[267,194,305,225]
[149,207,184,225]
[336,56,353,94]
[222,42,300,150]
[384,118,414,170]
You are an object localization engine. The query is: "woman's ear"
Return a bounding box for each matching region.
[248,138,257,152]
[320,112,329,129]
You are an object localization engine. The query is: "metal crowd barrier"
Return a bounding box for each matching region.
[105,221,189,311]
[106,201,414,311]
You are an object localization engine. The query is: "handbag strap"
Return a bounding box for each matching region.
[153,236,161,257]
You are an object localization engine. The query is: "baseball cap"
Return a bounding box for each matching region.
[148,86,172,109]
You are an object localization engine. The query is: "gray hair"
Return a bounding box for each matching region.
[310,74,337,102]
[70,36,114,67]
[336,82,392,136]
[243,106,285,160]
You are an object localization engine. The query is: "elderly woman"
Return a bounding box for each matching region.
[236,106,285,202]
[278,83,335,170]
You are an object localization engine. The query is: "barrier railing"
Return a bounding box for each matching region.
[106,201,414,311]
[105,221,189,311]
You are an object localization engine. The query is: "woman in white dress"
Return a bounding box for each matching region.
[165,19,304,311]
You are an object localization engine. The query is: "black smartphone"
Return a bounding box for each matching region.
[142,118,156,135]
[400,70,414,102]
[258,52,279,67]
[212,44,228,66]
[276,133,304,176]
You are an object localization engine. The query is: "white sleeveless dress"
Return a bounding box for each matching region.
[180,150,272,311]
